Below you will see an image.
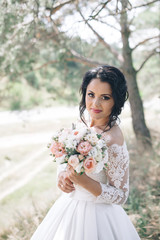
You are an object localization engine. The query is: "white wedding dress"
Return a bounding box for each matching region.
[31,140,141,240]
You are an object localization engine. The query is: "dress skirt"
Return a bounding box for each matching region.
[30,190,140,240]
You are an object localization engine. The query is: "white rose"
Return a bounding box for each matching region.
[94,161,104,173]
[56,155,66,164]
[59,128,72,142]
[97,139,106,148]
[68,155,79,168]
[85,133,99,145]
[76,128,87,140]
[88,147,98,158]
[59,133,67,142]
[65,139,77,149]
[103,150,108,163]
[95,148,103,162]
[75,162,83,173]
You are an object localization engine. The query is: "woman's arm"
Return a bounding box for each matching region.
[67,141,129,205]
[66,165,102,196]
[95,142,129,204]
[57,166,101,195]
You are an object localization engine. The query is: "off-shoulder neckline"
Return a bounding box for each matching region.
[108,141,126,148]
[89,126,125,148]
[76,121,126,147]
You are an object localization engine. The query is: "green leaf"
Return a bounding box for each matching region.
[97,134,102,139]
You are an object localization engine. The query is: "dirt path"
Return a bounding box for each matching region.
[0,155,49,201]
[0,130,54,201]
[0,107,79,201]
[0,148,47,183]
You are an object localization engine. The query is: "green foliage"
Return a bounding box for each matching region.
[134,5,159,29]
[127,187,143,212]
[135,54,160,100]
[25,72,40,89]
[8,82,23,110]
[6,82,43,110]
[97,134,102,139]
[0,0,159,110]
[124,146,160,240]
[124,185,160,239]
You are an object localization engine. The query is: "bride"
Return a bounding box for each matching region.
[31,65,141,240]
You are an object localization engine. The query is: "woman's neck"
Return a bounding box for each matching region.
[90,119,109,130]
[89,118,116,132]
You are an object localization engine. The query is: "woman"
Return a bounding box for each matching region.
[31,65,141,240]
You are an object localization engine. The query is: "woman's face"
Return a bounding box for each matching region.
[85,78,114,125]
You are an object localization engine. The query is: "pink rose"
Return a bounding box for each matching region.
[83,156,96,173]
[76,141,92,156]
[50,142,66,158]
[68,155,79,169]
[78,154,84,161]
[74,131,79,135]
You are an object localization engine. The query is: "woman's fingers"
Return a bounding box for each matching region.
[67,165,76,181]
[65,178,74,187]
[67,164,74,173]
[63,172,75,188]
[58,181,75,193]
[58,171,75,193]
[62,180,75,190]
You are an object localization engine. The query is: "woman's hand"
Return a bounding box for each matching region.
[57,171,75,193]
[67,164,102,197]
[67,165,88,186]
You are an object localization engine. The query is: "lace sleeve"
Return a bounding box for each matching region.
[95,142,129,205]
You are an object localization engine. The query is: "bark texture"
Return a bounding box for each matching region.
[120,0,152,151]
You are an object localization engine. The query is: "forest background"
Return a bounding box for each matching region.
[0,0,159,239]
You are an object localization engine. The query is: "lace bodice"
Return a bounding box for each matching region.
[57,134,129,205]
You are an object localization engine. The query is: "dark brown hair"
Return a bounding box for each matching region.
[79,65,129,131]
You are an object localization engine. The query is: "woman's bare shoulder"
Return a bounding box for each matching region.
[102,125,124,147]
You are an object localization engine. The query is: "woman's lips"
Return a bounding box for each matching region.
[91,108,102,113]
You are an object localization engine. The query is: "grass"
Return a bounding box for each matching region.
[125,152,160,240]
[124,126,160,240]
[0,163,58,231]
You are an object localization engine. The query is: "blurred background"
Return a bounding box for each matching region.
[0,0,159,239]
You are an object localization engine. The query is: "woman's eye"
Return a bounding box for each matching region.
[88,93,94,97]
[102,96,110,100]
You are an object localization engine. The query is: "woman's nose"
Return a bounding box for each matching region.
[93,97,101,107]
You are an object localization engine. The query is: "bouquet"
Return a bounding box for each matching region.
[48,123,108,174]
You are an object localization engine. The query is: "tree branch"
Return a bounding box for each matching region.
[46,0,75,15]
[41,18,105,67]
[67,49,106,67]
[19,60,58,75]
[89,0,111,19]
[36,12,117,68]
[77,7,123,63]
[47,10,122,66]
[93,18,121,32]
[132,35,159,51]
[19,48,105,75]
[128,0,159,10]
[104,0,159,15]
[136,49,158,73]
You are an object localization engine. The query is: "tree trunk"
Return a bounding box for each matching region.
[120,0,152,152]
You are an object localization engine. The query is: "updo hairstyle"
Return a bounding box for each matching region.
[79,65,129,131]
